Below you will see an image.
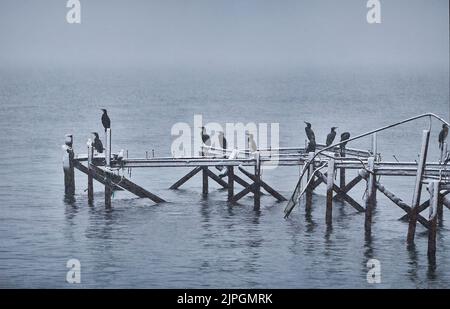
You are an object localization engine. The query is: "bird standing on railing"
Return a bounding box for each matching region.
[247,133,257,153]
[304,122,316,152]
[439,124,448,150]
[340,132,351,148]
[101,109,110,132]
[326,127,338,146]
[200,126,211,156]
[218,131,227,156]
[92,132,104,153]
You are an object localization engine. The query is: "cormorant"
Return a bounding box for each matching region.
[247,133,257,152]
[101,109,110,132]
[304,122,315,142]
[439,124,448,150]
[306,139,316,153]
[340,132,351,148]
[326,127,338,146]
[200,126,211,156]
[92,132,104,153]
[218,131,227,156]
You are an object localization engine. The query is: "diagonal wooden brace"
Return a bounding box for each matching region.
[231,183,256,203]
[238,167,286,201]
[169,167,203,189]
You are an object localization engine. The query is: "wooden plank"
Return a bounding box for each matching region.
[169,167,202,189]
[73,160,123,191]
[408,129,430,243]
[317,171,365,212]
[232,183,256,203]
[334,175,362,200]
[90,164,165,203]
[206,168,228,189]
[238,167,286,201]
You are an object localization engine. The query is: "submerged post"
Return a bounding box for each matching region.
[87,138,94,204]
[326,159,335,225]
[365,157,376,233]
[202,167,208,196]
[227,166,234,201]
[306,152,315,210]
[428,180,439,258]
[407,129,430,244]
[254,152,261,211]
[63,134,75,196]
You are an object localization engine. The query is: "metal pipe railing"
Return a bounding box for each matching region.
[284,113,450,218]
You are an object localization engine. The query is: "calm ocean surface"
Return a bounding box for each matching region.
[0,66,449,288]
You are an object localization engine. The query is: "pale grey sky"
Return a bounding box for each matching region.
[0,0,448,69]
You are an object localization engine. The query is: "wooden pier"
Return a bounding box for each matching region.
[63,113,450,260]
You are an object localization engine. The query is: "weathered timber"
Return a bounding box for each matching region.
[326,159,335,225]
[169,167,202,189]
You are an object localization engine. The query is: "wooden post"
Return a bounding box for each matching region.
[427,181,439,258]
[105,128,111,167]
[371,133,377,160]
[105,128,112,208]
[202,167,208,196]
[407,130,430,244]
[339,144,346,191]
[440,142,447,163]
[87,138,94,204]
[326,159,335,225]
[365,157,376,233]
[306,152,315,210]
[227,166,234,201]
[254,152,261,211]
[63,134,75,196]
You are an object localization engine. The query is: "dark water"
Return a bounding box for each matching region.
[0,66,449,288]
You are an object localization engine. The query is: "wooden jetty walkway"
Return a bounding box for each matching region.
[63,113,450,259]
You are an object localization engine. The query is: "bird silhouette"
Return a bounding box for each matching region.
[218,131,227,156]
[439,124,448,150]
[304,122,315,142]
[340,132,351,148]
[91,132,104,153]
[326,127,338,146]
[101,109,110,132]
[200,126,211,156]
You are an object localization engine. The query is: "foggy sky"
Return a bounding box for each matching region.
[0,0,448,69]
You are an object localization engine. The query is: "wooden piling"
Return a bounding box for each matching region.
[365,157,376,233]
[371,133,377,159]
[105,128,112,207]
[339,144,346,191]
[254,152,261,211]
[87,139,94,204]
[63,134,75,196]
[326,159,335,224]
[407,129,430,244]
[306,152,315,210]
[202,167,208,196]
[227,166,234,201]
[105,128,111,167]
[427,180,439,258]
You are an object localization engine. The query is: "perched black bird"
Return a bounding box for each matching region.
[92,132,104,153]
[306,139,316,153]
[326,127,338,146]
[304,122,315,142]
[101,109,110,132]
[439,124,448,150]
[218,131,227,156]
[340,132,351,148]
[200,126,211,156]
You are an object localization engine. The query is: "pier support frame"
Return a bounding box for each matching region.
[306,152,315,211]
[202,167,209,196]
[253,152,261,211]
[428,181,439,259]
[227,166,234,201]
[365,157,376,234]
[87,139,94,204]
